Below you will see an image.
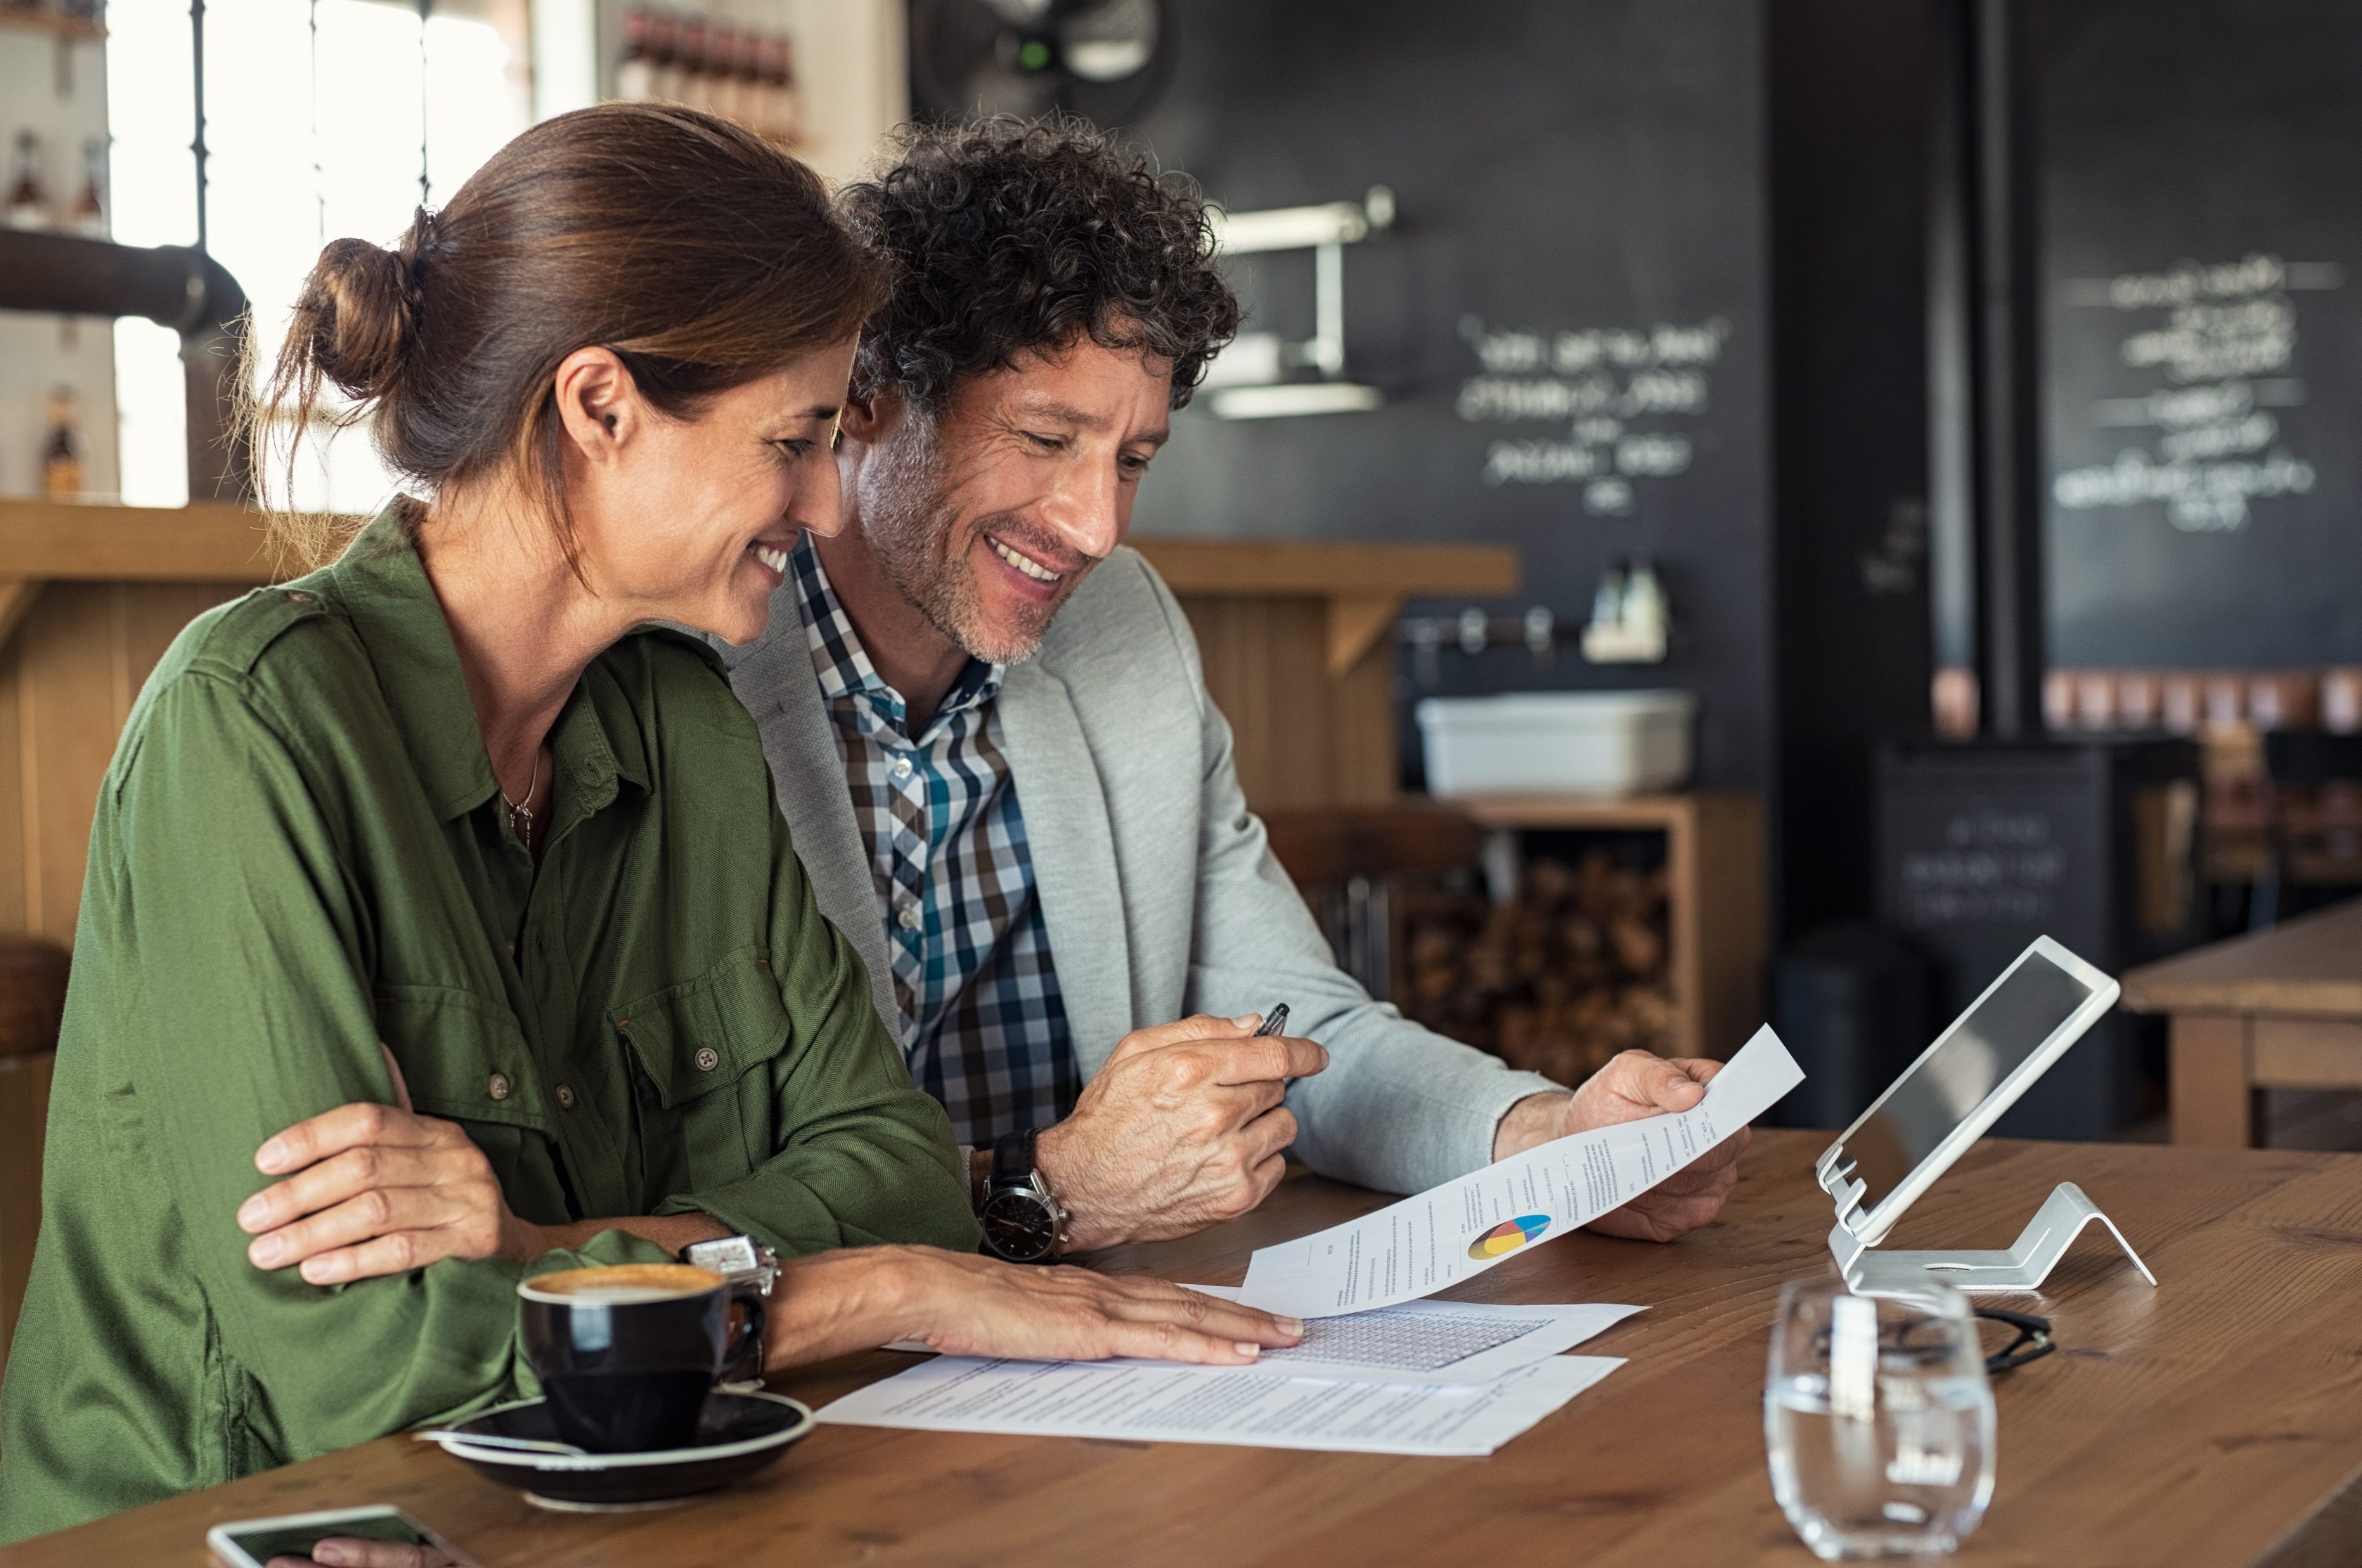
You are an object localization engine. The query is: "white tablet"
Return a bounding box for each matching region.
[1815,935,2119,1248]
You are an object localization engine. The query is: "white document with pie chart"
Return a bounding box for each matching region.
[1234,1026,1804,1319]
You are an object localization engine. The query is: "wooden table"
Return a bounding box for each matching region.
[9,1128,2362,1567]
[2123,896,2362,1146]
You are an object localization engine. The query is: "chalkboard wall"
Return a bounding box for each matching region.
[1123,0,1774,789]
[2042,0,2362,668]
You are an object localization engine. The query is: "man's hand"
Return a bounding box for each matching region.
[237,1047,542,1285]
[1490,1051,1750,1243]
[1034,1013,1327,1251]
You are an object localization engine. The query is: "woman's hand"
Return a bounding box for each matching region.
[268,1540,457,1568]
[237,1048,541,1285]
[769,1247,1305,1371]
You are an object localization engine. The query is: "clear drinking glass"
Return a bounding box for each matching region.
[1764,1276,1997,1560]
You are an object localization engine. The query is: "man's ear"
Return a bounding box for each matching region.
[839,384,902,446]
[550,346,641,465]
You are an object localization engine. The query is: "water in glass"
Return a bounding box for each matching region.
[1764,1276,1996,1559]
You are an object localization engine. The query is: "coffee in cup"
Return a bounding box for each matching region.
[517,1263,762,1453]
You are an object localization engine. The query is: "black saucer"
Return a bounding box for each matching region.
[427,1389,813,1510]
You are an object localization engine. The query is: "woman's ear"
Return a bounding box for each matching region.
[550,346,640,464]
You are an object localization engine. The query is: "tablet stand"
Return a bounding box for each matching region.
[1826,1181,2157,1297]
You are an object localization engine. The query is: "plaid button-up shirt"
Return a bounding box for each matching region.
[788,536,1078,1148]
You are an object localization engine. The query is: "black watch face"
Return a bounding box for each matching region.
[981,1189,1058,1262]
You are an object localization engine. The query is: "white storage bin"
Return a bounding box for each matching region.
[1416,690,1696,797]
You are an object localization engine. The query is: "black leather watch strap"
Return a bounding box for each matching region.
[991,1127,1038,1188]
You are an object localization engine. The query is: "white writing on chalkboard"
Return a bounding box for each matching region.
[2052,253,2340,532]
[1454,315,1729,514]
[1898,807,2062,928]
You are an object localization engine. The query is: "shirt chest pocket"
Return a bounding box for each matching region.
[613,947,794,1192]
[373,985,568,1222]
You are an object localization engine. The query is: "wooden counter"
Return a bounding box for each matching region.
[0,502,271,943]
[1142,533,1516,810]
[0,504,1516,933]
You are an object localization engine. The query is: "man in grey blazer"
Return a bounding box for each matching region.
[724,116,1748,1259]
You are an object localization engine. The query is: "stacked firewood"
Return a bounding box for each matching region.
[1399,849,1676,1087]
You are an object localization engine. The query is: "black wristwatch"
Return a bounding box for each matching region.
[979,1128,1065,1264]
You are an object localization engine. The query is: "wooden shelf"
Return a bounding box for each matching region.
[0,8,104,42]
[1453,791,1767,1061]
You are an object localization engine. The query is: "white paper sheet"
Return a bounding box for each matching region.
[815,1352,1624,1456]
[1237,1025,1803,1318]
[1131,1292,1643,1385]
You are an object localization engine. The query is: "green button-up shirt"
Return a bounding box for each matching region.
[0,508,976,1542]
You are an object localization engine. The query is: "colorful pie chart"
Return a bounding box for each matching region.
[1469,1214,1551,1259]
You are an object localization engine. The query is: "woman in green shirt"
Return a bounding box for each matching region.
[0,104,1293,1541]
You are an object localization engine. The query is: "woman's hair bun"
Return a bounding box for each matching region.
[297,235,416,401]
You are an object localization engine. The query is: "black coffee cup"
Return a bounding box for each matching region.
[517,1263,763,1453]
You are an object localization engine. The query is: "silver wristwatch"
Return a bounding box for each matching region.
[681,1234,781,1388]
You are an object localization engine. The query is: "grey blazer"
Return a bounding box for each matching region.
[721,546,1555,1196]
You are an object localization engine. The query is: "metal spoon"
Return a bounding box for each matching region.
[414,1430,588,1457]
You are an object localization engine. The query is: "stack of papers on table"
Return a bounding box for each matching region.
[819,1028,1803,1459]
[815,1300,1636,1457]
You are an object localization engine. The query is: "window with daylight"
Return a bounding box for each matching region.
[107,0,528,510]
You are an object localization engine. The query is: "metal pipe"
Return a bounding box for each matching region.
[1970,0,2046,738]
[1928,0,2046,738]
[0,230,252,500]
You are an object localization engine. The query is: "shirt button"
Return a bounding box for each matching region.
[891,755,914,781]
[555,1084,575,1110]
[898,902,922,931]
[487,1071,511,1101]
[694,1047,721,1073]
[283,590,316,605]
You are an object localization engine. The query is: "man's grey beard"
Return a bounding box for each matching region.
[858,413,1055,666]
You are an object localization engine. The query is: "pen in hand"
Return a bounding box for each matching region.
[1253,1004,1304,1088]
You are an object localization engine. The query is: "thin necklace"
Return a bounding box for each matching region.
[501,748,542,850]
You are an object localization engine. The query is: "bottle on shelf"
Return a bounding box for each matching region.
[762,35,799,143]
[1621,559,1667,647]
[706,23,740,121]
[613,6,657,101]
[42,387,84,502]
[643,11,683,102]
[728,27,766,129]
[670,14,709,109]
[70,136,104,236]
[1587,558,1628,635]
[6,131,50,231]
